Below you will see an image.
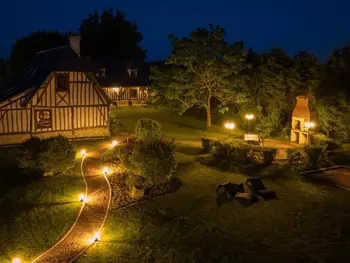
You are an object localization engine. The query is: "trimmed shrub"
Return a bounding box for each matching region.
[262,148,278,166]
[286,148,309,167]
[201,138,215,153]
[17,135,76,174]
[130,139,177,185]
[38,135,76,174]
[214,141,252,164]
[17,137,42,170]
[134,118,162,142]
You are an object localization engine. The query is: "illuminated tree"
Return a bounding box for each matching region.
[151,25,249,129]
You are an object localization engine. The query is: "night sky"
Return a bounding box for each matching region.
[0,0,349,61]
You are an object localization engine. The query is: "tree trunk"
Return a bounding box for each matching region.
[206,97,212,129]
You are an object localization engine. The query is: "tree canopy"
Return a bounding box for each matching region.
[6,31,68,79]
[151,25,249,129]
[79,8,145,60]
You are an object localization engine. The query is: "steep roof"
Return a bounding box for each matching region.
[95,59,151,87]
[0,46,94,102]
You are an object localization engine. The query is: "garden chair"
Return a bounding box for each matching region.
[245,177,277,200]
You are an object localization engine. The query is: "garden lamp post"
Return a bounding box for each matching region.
[224,122,235,138]
[304,121,315,145]
[245,114,254,134]
[12,258,21,263]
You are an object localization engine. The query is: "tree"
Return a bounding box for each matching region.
[151,25,249,129]
[6,31,68,79]
[80,8,145,60]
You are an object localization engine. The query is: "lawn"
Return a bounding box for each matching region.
[77,106,350,263]
[110,105,243,141]
[0,146,85,263]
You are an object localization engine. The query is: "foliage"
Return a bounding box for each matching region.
[150,25,249,129]
[214,141,252,164]
[261,148,278,166]
[134,118,163,142]
[130,139,177,185]
[17,135,76,174]
[201,138,215,153]
[80,8,145,60]
[17,137,42,170]
[286,148,309,167]
[6,31,68,79]
[38,135,76,174]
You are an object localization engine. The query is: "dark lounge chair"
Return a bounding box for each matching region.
[245,177,277,200]
[216,182,258,206]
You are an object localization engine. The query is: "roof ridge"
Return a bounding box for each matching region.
[37,45,69,54]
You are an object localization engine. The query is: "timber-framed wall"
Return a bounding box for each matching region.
[0,71,110,145]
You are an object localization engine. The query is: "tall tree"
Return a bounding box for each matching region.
[6,31,68,79]
[80,8,145,60]
[151,25,249,129]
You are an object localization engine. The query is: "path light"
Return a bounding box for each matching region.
[102,167,110,176]
[89,231,101,244]
[224,122,235,130]
[81,149,87,157]
[12,258,21,263]
[112,140,118,147]
[79,193,86,203]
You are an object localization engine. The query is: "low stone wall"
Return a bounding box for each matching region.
[0,127,110,145]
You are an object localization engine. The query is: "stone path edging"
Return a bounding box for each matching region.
[31,142,111,263]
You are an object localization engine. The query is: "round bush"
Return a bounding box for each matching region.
[130,139,177,185]
[134,118,162,142]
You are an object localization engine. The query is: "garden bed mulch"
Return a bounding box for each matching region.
[108,172,182,209]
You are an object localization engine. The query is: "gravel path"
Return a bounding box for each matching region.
[31,142,111,263]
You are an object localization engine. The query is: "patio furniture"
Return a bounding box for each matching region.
[245,177,277,200]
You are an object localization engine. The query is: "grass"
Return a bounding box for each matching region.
[77,106,350,263]
[110,105,243,141]
[0,147,85,263]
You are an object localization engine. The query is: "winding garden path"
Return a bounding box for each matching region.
[32,142,112,263]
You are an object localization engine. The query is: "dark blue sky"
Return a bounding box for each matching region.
[0,0,349,61]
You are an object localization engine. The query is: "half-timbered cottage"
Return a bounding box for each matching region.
[96,60,151,105]
[0,37,110,145]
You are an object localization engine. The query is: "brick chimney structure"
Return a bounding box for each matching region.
[69,36,81,57]
[290,95,311,144]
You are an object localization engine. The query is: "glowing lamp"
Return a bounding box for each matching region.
[93,231,101,243]
[224,122,235,130]
[81,149,87,157]
[305,121,315,129]
[245,114,254,120]
[102,167,110,175]
[79,193,86,203]
[112,140,118,147]
[113,87,120,93]
[12,258,21,263]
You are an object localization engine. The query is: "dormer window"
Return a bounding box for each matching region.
[128,68,138,78]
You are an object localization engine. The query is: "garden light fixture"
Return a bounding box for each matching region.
[112,140,118,147]
[79,193,86,203]
[90,231,101,244]
[304,121,315,145]
[224,122,235,130]
[102,167,110,175]
[304,121,315,129]
[81,149,87,157]
[245,113,254,120]
[12,258,21,263]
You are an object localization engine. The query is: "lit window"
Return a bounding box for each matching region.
[36,110,52,128]
[127,69,138,78]
[56,73,69,91]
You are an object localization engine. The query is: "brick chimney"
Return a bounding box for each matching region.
[69,36,81,57]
